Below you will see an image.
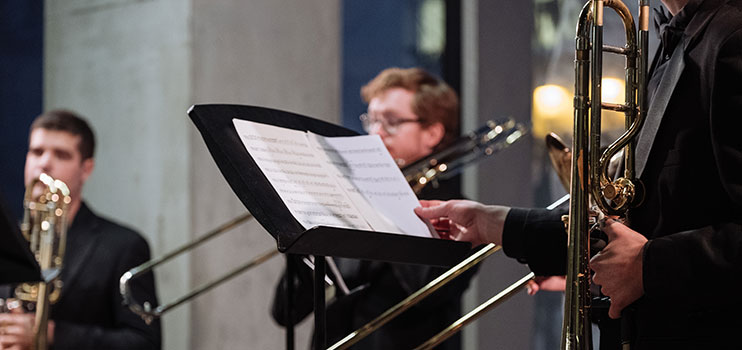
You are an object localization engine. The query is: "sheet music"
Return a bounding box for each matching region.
[233,119,371,230]
[233,119,433,238]
[307,133,433,238]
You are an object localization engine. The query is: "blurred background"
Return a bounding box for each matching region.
[0,0,660,348]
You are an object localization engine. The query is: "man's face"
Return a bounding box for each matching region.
[24,128,93,200]
[366,87,443,166]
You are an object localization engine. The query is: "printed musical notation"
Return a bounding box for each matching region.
[233,119,433,238]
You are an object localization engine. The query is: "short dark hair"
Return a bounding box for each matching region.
[361,67,460,150]
[30,109,96,160]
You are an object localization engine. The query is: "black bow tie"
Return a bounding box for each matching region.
[653,7,684,58]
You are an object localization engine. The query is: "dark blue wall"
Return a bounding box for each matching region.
[0,0,43,218]
[341,0,448,132]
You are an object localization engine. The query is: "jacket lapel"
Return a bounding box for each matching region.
[635,0,727,177]
[60,203,100,296]
[635,42,686,177]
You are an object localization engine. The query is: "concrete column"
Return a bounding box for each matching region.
[45,1,192,349]
[461,0,535,349]
[45,0,340,349]
[189,0,339,349]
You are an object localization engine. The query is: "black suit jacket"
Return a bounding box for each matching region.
[502,0,742,348]
[272,176,476,350]
[50,202,161,350]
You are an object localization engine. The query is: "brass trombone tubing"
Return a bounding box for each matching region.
[591,0,648,217]
[119,212,275,323]
[328,192,570,349]
[564,0,649,348]
[406,194,568,348]
[413,272,535,350]
[326,243,501,350]
[562,5,593,346]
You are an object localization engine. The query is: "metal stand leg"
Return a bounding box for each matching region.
[314,255,326,350]
[285,255,295,350]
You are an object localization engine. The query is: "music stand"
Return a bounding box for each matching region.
[188,104,472,349]
[0,190,41,285]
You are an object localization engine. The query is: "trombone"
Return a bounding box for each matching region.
[119,213,279,324]
[327,193,570,350]
[564,0,648,348]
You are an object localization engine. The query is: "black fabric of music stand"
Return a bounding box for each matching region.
[188,104,472,349]
[0,190,41,285]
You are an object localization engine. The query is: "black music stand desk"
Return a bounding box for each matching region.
[0,190,41,285]
[188,104,472,349]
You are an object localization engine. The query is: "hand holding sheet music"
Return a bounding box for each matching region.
[233,119,434,238]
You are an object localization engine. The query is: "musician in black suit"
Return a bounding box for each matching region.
[416,0,742,348]
[272,67,476,350]
[0,110,161,350]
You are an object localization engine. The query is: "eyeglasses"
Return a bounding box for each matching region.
[359,113,422,135]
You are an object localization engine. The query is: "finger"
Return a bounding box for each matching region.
[414,201,451,219]
[0,333,20,345]
[2,325,24,336]
[526,280,538,295]
[590,268,602,286]
[598,217,613,241]
[599,217,623,242]
[588,250,606,272]
[540,276,567,292]
[608,301,623,319]
[418,200,444,209]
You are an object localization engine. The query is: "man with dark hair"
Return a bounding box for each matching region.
[0,109,161,350]
[272,68,475,350]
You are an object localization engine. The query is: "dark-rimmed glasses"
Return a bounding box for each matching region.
[359,113,422,135]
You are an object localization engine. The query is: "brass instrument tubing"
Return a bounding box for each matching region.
[326,243,500,350]
[119,212,255,322]
[563,0,648,348]
[159,249,278,315]
[413,272,535,350]
[602,103,631,113]
[132,213,253,276]
[562,2,593,348]
[19,174,70,350]
[602,45,629,55]
[594,0,646,216]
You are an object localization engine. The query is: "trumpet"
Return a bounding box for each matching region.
[563,0,649,348]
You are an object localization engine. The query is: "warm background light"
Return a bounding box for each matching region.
[600,77,628,130]
[532,84,572,139]
[531,78,628,140]
[601,77,625,104]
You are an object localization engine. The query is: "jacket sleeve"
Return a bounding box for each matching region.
[53,235,161,350]
[501,207,569,276]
